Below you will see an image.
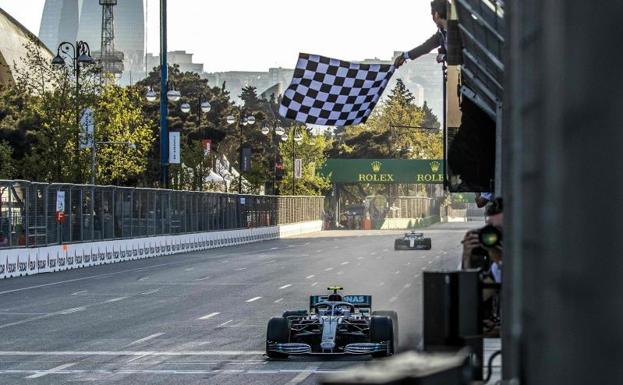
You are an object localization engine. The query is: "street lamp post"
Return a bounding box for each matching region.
[52,41,95,182]
[261,123,285,195]
[160,0,169,188]
[226,111,256,194]
[291,128,303,195]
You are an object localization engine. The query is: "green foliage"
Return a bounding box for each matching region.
[0,141,15,179]
[93,84,154,185]
[135,65,237,189]
[327,79,443,161]
[278,127,332,196]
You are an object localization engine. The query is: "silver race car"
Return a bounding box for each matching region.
[266,287,397,358]
[394,231,432,250]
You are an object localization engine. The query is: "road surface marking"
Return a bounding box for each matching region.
[427,261,433,265]
[58,307,85,315]
[403,283,412,289]
[71,290,87,296]
[382,249,389,252]
[195,276,211,281]
[0,351,265,356]
[357,256,365,260]
[305,275,315,279]
[414,274,420,278]
[5,368,345,376]
[270,247,279,250]
[218,320,234,327]
[311,282,318,287]
[199,312,220,320]
[236,267,247,271]
[340,261,349,266]
[379,282,385,286]
[337,271,344,275]
[185,267,194,271]
[141,289,160,295]
[25,362,76,379]
[286,365,318,385]
[395,270,401,274]
[246,297,262,303]
[105,297,127,303]
[138,276,149,281]
[274,298,284,303]
[370,252,377,256]
[129,333,165,346]
[389,296,399,303]
[279,284,292,290]
[324,267,334,271]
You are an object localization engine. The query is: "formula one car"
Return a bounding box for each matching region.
[394,232,432,250]
[266,287,397,358]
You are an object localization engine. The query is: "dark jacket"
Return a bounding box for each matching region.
[406,29,447,60]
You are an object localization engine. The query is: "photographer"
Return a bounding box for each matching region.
[462,197,503,283]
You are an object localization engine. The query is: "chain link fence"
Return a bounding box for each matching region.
[0,180,324,249]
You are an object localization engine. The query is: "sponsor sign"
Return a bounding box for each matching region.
[294,159,302,179]
[318,159,444,184]
[169,132,181,164]
[80,108,95,149]
[56,191,65,213]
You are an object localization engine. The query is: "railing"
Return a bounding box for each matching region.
[0,180,324,249]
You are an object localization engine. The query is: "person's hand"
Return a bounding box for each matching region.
[394,54,406,68]
[462,230,481,267]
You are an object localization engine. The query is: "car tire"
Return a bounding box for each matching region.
[424,239,432,250]
[394,240,405,250]
[266,317,290,358]
[372,310,399,351]
[370,316,394,357]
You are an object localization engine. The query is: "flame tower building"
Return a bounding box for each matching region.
[39,0,144,84]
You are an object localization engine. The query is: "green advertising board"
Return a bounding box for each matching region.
[319,159,444,184]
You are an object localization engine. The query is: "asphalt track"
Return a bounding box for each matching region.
[0,223,476,385]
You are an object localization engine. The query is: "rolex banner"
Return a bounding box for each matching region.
[318,159,444,184]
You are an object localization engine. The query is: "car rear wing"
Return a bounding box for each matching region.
[309,295,372,313]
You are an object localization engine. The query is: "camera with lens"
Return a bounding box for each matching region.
[469,225,502,270]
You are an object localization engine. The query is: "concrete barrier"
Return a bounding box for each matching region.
[0,221,321,280]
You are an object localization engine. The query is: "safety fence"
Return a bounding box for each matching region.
[0,180,324,249]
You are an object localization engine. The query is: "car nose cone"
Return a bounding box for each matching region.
[321,341,336,350]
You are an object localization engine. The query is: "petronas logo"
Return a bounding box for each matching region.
[371,161,382,173]
[430,161,440,173]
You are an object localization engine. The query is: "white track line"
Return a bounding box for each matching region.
[25,362,76,379]
[141,289,160,295]
[129,333,165,346]
[279,284,292,290]
[285,365,318,384]
[198,312,220,320]
[274,298,284,303]
[105,297,127,303]
[218,320,234,327]
[245,297,262,303]
[0,351,265,356]
[305,275,315,279]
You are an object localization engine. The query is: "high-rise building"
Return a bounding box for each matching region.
[38,0,79,53]
[39,0,144,84]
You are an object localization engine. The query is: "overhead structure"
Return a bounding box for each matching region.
[445,0,505,193]
[99,0,124,80]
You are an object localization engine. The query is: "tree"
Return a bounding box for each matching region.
[421,101,440,129]
[135,65,237,189]
[0,141,15,179]
[93,84,154,185]
[278,127,332,196]
[327,78,443,161]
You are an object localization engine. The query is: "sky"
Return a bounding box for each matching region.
[0,0,435,73]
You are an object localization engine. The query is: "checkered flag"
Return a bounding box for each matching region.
[279,53,395,127]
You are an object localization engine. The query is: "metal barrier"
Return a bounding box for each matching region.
[0,180,324,249]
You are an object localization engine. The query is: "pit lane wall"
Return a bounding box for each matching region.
[0,220,322,280]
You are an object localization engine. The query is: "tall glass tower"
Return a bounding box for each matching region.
[38,0,80,52]
[39,0,145,84]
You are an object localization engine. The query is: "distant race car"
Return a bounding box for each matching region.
[266,287,397,358]
[394,232,432,250]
